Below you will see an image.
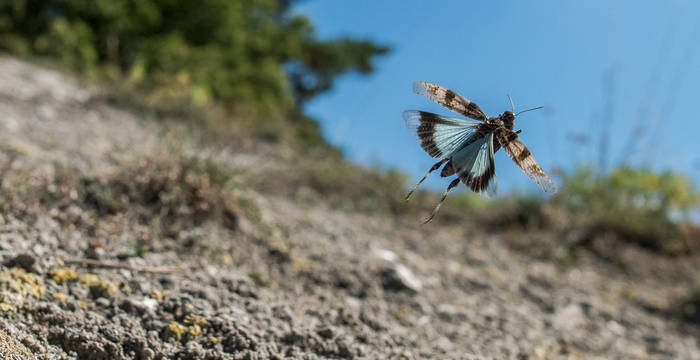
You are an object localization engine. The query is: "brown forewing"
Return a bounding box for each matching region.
[495,128,557,193]
[413,81,488,121]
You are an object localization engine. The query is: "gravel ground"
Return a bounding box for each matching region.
[0,55,698,359]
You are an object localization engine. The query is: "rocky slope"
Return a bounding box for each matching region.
[0,55,698,359]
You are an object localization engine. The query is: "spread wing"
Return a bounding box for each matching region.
[451,132,497,196]
[413,81,488,121]
[403,110,480,159]
[496,128,557,193]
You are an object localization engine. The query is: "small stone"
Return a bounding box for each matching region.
[381,264,422,292]
[607,320,626,336]
[316,326,334,339]
[436,303,457,317]
[95,297,110,307]
[553,304,586,331]
[139,348,155,360]
[121,297,158,314]
[434,336,454,352]
[86,244,106,260]
[142,297,158,312]
[373,248,397,262]
[4,254,37,273]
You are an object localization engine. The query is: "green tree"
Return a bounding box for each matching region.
[0,0,388,113]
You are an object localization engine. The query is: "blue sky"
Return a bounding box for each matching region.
[294,1,700,194]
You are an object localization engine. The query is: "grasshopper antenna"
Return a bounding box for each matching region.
[507,94,515,113]
[515,106,544,117]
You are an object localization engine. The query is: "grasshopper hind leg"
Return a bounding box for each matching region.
[422,178,460,224]
[405,159,447,201]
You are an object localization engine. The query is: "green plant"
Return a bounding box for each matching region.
[552,166,698,254]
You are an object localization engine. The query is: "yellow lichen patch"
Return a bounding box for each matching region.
[183,314,209,328]
[119,283,132,295]
[166,320,205,341]
[148,290,166,302]
[77,273,100,287]
[0,267,45,312]
[78,274,118,298]
[166,321,188,340]
[53,292,68,302]
[49,269,123,298]
[209,336,219,344]
[48,268,78,284]
[187,325,202,337]
[0,303,16,312]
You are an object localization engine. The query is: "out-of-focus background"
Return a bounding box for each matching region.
[0,1,698,359]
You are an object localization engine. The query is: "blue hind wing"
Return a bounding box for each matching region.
[451,132,497,196]
[403,110,480,159]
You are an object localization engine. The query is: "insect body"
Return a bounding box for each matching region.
[403,81,556,223]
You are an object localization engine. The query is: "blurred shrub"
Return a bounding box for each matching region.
[251,156,699,255]
[0,150,258,239]
[471,166,698,259]
[250,152,418,215]
[0,0,387,147]
[551,166,698,254]
[80,150,250,235]
[483,192,549,230]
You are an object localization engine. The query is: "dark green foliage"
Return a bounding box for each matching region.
[0,0,387,133]
[288,37,389,104]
